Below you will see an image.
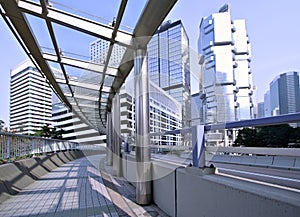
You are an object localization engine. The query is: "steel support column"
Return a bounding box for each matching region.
[106,112,113,166]
[134,49,152,205]
[192,125,205,167]
[112,92,122,176]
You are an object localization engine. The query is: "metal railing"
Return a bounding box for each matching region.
[147,112,300,168]
[0,132,80,161]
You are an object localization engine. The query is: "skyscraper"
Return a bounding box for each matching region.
[198,4,253,124]
[119,79,182,146]
[147,20,191,129]
[10,60,52,134]
[90,39,125,67]
[52,99,105,144]
[269,71,300,116]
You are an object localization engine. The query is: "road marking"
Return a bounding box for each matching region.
[218,167,300,183]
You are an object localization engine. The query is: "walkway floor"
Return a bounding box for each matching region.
[0,154,168,217]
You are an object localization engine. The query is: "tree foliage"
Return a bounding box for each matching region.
[33,124,64,139]
[234,124,300,147]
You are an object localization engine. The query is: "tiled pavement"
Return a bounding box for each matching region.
[0,154,168,217]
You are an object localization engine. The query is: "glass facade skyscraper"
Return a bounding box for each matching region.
[269,71,300,116]
[148,20,191,129]
[198,5,253,124]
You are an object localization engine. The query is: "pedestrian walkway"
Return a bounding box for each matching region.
[0,154,168,217]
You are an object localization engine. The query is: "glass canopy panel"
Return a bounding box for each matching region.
[63,65,102,86]
[119,0,147,32]
[24,14,55,55]
[49,0,120,27]
[107,44,126,68]
[52,22,96,62]
[58,83,71,95]
[78,70,102,86]
[71,86,99,98]
[103,75,114,86]
[46,61,65,80]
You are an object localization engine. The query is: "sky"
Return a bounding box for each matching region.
[1,0,300,127]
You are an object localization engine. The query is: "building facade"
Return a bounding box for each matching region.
[90,39,125,67]
[269,71,300,116]
[10,60,52,134]
[147,20,191,130]
[198,4,253,124]
[52,100,105,144]
[120,79,182,146]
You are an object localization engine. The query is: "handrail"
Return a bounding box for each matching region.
[0,132,80,160]
[146,112,300,167]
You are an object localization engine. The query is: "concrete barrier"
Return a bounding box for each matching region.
[294,157,300,169]
[50,154,65,167]
[152,161,178,217]
[0,163,35,195]
[39,155,59,171]
[175,167,300,217]
[252,155,274,167]
[64,151,76,161]
[0,180,10,203]
[272,156,295,169]
[239,155,257,165]
[125,154,138,185]
[57,152,71,163]
[16,158,49,179]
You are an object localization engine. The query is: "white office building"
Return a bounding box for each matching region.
[120,79,182,146]
[198,4,253,124]
[52,100,105,144]
[10,60,52,134]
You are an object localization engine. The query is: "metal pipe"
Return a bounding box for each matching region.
[6,136,10,161]
[106,112,113,165]
[134,49,152,205]
[192,125,205,167]
[112,91,122,176]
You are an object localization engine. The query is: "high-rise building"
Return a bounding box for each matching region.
[264,91,271,117]
[52,100,105,144]
[120,79,182,146]
[147,20,191,129]
[10,60,52,134]
[257,102,265,118]
[90,39,125,67]
[198,4,253,124]
[269,71,300,116]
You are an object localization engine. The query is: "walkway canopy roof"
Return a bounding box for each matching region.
[0,0,177,133]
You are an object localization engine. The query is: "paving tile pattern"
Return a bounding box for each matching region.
[0,155,168,217]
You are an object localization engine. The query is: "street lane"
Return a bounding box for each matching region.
[214,163,300,190]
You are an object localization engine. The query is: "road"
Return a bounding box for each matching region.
[213,163,300,190]
[152,154,300,190]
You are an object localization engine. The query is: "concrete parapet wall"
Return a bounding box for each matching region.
[0,163,35,195]
[122,154,138,185]
[176,167,300,217]
[122,156,300,217]
[152,161,179,217]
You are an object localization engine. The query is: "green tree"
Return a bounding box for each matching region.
[234,124,296,147]
[256,124,292,147]
[234,128,257,147]
[33,124,64,139]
